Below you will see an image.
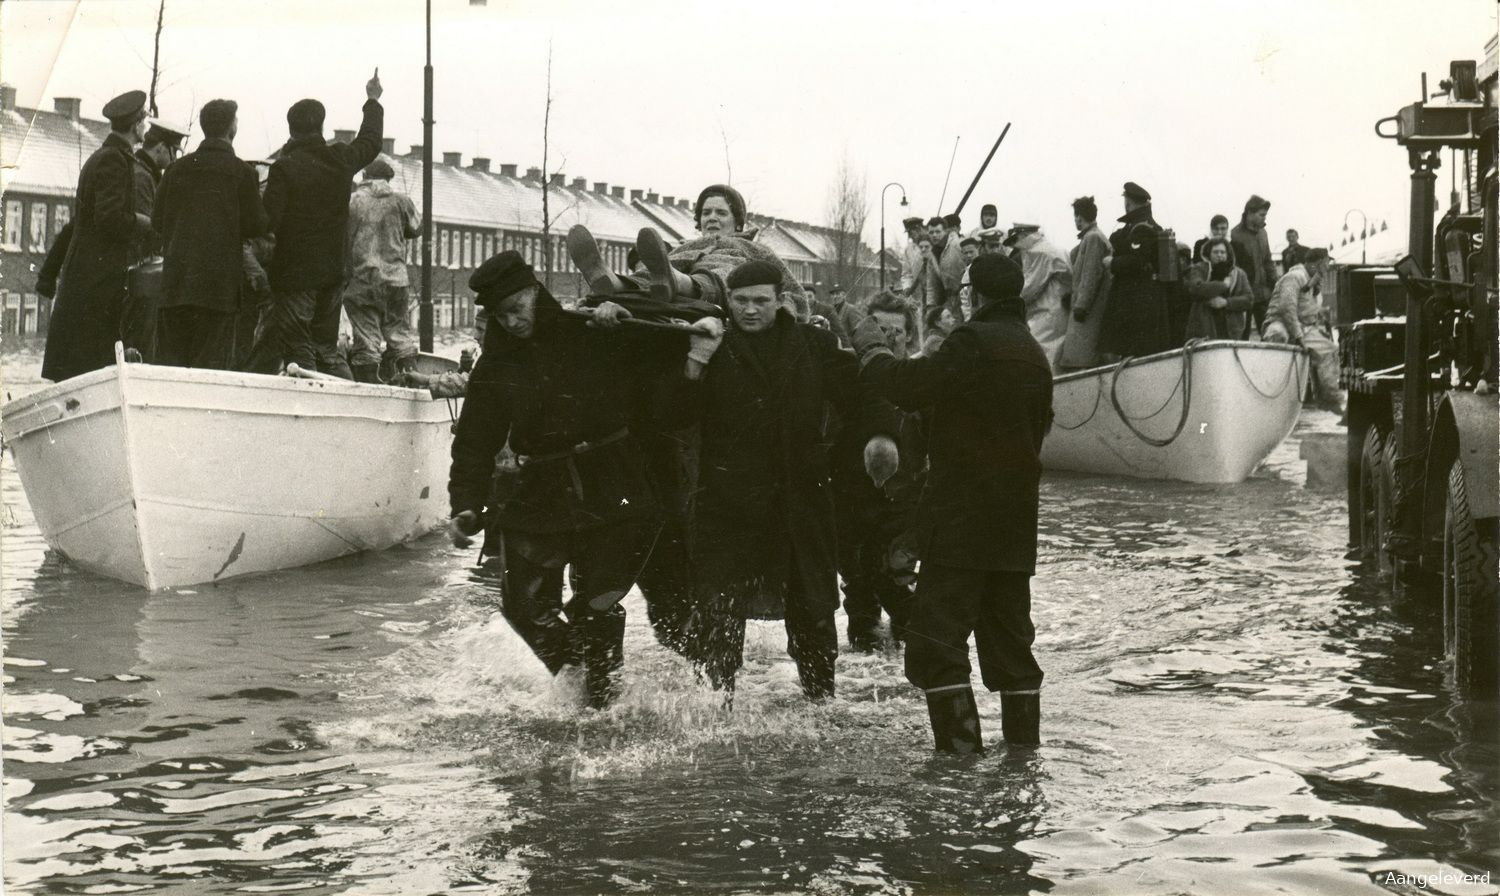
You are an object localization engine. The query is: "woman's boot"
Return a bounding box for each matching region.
[635,227,695,303]
[566,225,624,296]
[925,686,985,754]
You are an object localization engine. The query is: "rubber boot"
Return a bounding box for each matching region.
[1000,692,1040,747]
[567,225,624,296]
[579,610,627,710]
[395,354,419,374]
[351,363,381,384]
[636,227,695,303]
[925,686,985,755]
[847,615,880,653]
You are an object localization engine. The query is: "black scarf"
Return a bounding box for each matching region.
[1210,261,1233,280]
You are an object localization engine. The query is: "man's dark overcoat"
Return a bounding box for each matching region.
[41,134,154,382]
[153,139,268,314]
[1097,203,1173,359]
[859,297,1053,573]
[663,311,896,615]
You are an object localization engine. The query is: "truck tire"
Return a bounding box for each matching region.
[1359,428,1385,566]
[1379,435,1400,582]
[1442,460,1498,694]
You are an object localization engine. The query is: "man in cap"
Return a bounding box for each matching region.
[658,258,899,703]
[1097,182,1173,359]
[1231,195,1276,332]
[447,251,709,708]
[848,253,1053,753]
[137,120,188,185]
[969,203,1000,239]
[42,90,156,382]
[153,99,268,370]
[244,69,384,378]
[1007,222,1072,371]
[899,216,926,294]
[343,158,420,383]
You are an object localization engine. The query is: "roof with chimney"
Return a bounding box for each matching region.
[1,99,112,199]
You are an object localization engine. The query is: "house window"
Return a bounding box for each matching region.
[52,204,70,237]
[439,230,451,267]
[28,202,48,253]
[2,200,21,250]
[464,232,474,268]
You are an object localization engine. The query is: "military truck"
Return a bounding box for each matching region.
[1336,37,1497,694]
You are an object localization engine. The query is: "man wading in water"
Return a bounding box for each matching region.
[446,251,716,709]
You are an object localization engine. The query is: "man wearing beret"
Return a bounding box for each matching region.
[658,258,900,703]
[1098,182,1173,359]
[152,100,268,370]
[849,253,1053,753]
[343,158,420,383]
[244,69,384,378]
[42,90,156,382]
[447,251,709,709]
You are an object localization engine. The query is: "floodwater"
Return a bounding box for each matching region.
[2,349,1497,895]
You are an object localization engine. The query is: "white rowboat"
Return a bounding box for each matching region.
[1,347,458,590]
[1042,340,1310,483]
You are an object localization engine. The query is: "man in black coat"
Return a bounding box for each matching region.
[1097,182,1172,360]
[152,100,268,369]
[447,252,703,709]
[850,253,1054,753]
[41,90,155,382]
[116,120,187,363]
[244,70,383,378]
[660,259,900,702]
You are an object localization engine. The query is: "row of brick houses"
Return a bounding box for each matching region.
[0,85,895,340]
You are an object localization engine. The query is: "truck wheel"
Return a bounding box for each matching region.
[1379,435,1399,581]
[1359,428,1385,566]
[1442,460,1498,694]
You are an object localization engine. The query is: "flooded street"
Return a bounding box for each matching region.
[3,351,1497,894]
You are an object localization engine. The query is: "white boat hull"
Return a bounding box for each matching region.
[1,356,457,590]
[1041,341,1309,483]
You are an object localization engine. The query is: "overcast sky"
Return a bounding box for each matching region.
[4,0,1495,254]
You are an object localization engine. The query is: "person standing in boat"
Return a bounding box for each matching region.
[656,259,900,703]
[1097,182,1173,360]
[1182,238,1253,341]
[243,69,384,379]
[343,159,421,383]
[1059,196,1113,371]
[1262,248,1343,412]
[848,253,1053,754]
[1231,195,1277,334]
[447,251,703,709]
[152,100,268,370]
[117,120,188,364]
[41,90,155,383]
[1006,223,1072,372]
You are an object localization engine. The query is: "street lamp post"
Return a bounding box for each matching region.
[419,0,435,352]
[1343,208,1369,265]
[880,181,908,291]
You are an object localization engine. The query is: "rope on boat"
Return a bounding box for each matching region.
[1108,346,1193,447]
[1052,373,1104,431]
[1230,342,1304,400]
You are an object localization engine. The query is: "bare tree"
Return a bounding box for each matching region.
[148,0,166,117]
[540,41,554,290]
[823,154,869,297]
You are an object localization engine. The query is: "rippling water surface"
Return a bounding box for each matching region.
[3,351,1497,894]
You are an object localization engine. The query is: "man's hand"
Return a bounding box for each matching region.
[864,435,900,489]
[687,317,724,364]
[366,67,383,101]
[588,300,632,328]
[247,268,270,294]
[848,312,890,359]
[391,370,433,388]
[448,510,481,548]
[1208,296,1228,310]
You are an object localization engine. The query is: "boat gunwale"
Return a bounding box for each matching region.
[1053,339,1307,385]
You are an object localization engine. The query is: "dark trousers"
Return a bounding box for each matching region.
[835,490,914,638]
[243,285,350,378]
[489,521,658,675]
[685,571,839,698]
[904,564,1043,693]
[156,306,236,370]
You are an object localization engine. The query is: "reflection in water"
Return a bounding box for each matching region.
[3,410,1497,894]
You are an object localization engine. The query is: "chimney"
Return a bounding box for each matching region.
[549,173,565,187]
[0,85,16,112]
[630,189,644,201]
[611,186,625,199]
[571,177,587,190]
[407,144,425,159]
[471,157,491,172]
[381,137,395,154]
[500,163,518,177]
[678,199,690,210]
[333,128,355,143]
[525,167,542,180]
[593,182,608,195]
[646,191,659,204]
[443,151,462,166]
[663,195,675,206]
[53,97,81,121]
